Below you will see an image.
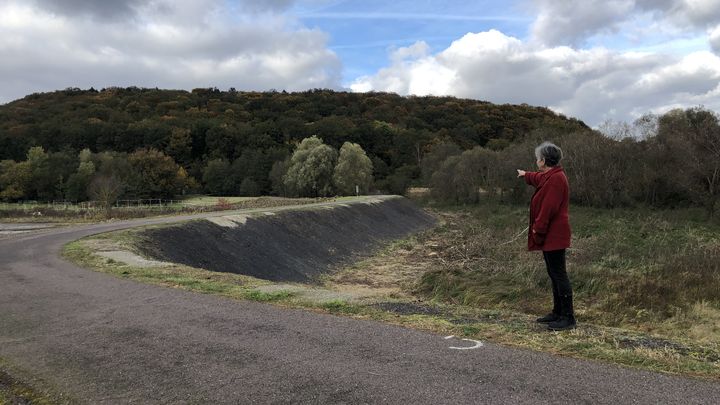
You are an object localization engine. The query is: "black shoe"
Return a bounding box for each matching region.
[547,316,576,331]
[536,313,559,323]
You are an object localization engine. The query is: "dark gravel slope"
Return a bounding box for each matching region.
[139,197,436,282]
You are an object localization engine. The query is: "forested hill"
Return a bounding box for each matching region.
[0,87,588,198]
[0,87,587,160]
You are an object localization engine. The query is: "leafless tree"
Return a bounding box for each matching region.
[88,175,124,218]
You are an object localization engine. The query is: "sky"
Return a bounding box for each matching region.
[1,0,719,126]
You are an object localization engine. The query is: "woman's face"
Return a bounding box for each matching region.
[536,157,546,171]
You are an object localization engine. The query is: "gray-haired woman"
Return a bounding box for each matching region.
[517,142,575,331]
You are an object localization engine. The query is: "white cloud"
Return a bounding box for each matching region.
[351,42,455,95]
[530,0,634,47]
[659,0,720,28]
[0,0,341,103]
[351,30,720,125]
[29,0,295,21]
[711,24,720,53]
[530,0,720,46]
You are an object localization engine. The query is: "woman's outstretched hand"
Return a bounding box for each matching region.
[517,169,526,177]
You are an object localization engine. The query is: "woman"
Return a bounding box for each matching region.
[516,142,575,331]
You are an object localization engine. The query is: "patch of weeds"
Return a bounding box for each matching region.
[321,300,360,314]
[245,290,295,302]
[393,238,415,251]
[0,362,65,405]
[162,276,235,294]
[461,325,482,336]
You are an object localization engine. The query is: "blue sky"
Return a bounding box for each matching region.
[290,0,534,83]
[1,0,719,125]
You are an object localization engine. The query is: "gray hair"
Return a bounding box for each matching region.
[534,142,563,166]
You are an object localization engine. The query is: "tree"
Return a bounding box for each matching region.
[202,159,233,195]
[238,177,260,196]
[165,127,193,166]
[420,141,461,184]
[88,175,124,217]
[543,130,632,208]
[229,148,279,195]
[430,155,461,202]
[22,147,77,201]
[204,125,236,160]
[453,147,500,203]
[493,137,537,203]
[371,156,390,180]
[684,108,720,216]
[284,136,338,197]
[95,151,134,185]
[0,160,31,201]
[269,158,290,196]
[333,142,373,195]
[24,146,48,200]
[429,146,500,203]
[127,148,188,198]
[656,108,720,216]
[65,159,96,202]
[381,164,419,195]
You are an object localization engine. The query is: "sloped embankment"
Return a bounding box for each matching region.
[137,197,436,283]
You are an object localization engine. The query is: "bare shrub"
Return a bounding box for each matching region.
[88,175,124,217]
[215,197,232,210]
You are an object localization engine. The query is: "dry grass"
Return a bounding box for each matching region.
[415,201,720,339]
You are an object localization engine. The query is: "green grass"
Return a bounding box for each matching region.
[321,300,361,314]
[245,290,295,302]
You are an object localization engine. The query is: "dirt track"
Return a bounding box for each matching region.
[1,196,720,404]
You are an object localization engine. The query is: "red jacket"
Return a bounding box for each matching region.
[524,166,571,251]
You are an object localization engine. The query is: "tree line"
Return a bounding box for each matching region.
[0,136,373,205]
[426,107,720,217]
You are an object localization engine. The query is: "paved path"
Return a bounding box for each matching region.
[1,198,719,404]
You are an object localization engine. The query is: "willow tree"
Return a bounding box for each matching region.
[333,142,373,195]
[284,136,337,197]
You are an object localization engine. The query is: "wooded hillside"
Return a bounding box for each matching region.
[0,87,587,199]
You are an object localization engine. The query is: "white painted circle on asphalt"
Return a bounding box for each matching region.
[447,338,484,350]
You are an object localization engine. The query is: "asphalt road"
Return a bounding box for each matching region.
[1,198,719,404]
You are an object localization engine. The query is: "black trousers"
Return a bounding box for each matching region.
[542,249,573,311]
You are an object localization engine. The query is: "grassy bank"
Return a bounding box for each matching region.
[62,199,720,380]
[416,201,720,343]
